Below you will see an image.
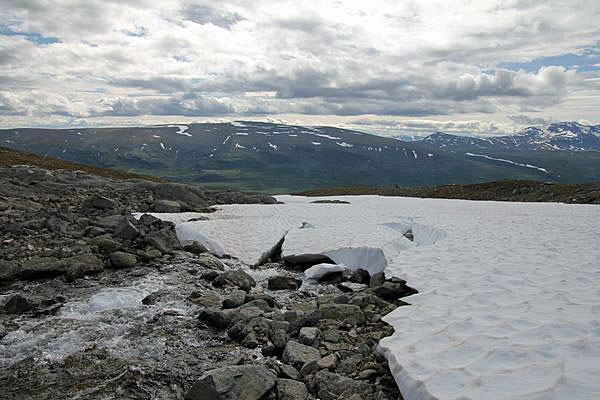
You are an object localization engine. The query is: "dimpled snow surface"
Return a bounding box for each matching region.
[151,195,600,400]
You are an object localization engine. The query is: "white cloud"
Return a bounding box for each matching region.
[0,0,599,129]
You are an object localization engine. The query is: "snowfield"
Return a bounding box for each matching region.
[149,195,600,400]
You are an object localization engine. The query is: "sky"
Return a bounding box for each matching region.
[1,0,599,137]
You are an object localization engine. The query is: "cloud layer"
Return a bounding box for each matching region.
[1,0,599,133]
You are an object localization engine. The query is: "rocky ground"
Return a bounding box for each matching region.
[296,179,600,204]
[1,165,414,399]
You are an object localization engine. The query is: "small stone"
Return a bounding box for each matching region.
[318,354,337,370]
[109,251,137,268]
[2,294,36,314]
[280,364,301,380]
[369,272,385,288]
[299,327,321,347]
[282,340,321,370]
[276,379,308,400]
[358,369,379,380]
[300,360,319,377]
[195,254,225,271]
[89,194,115,209]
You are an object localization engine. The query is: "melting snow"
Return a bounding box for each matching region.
[160,142,166,150]
[234,143,245,149]
[336,142,354,148]
[311,142,322,146]
[412,150,418,159]
[152,195,600,400]
[230,121,247,127]
[314,133,342,140]
[235,132,249,136]
[223,135,231,144]
[466,153,548,173]
[268,142,278,150]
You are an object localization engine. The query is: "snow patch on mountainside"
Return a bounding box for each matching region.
[466,153,548,173]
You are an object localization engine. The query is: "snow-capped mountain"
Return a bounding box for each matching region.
[1,121,600,191]
[421,122,600,152]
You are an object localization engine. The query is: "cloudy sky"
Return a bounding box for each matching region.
[1,0,599,136]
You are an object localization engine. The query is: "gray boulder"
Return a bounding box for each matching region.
[212,270,256,292]
[315,371,372,400]
[223,290,246,309]
[89,235,121,254]
[277,379,308,400]
[183,241,208,255]
[185,365,276,400]
[139,213,161,226]
[195,254,225,271]
[299,327,320,347]
[18,257,63,279]
[113,219,139,240]
[145,228,181,254]
[154,199,181,213]
[282,340,321,370]
[62,254,104,281]
[110,251,137,268]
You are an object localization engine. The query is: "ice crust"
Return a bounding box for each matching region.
[162,195,600,400]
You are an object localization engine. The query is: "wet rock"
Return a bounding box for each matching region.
[369,272,385,288]
[371,281,418,300]
[201,271,219,281]
[268,275,302,290]
[240,299,272,312]
[277,378,308,400]
[183,241,208,255]
[282,340,321,370]
[88,194,115,209]
[212,270,256,292]
[154,199,181,213]
[198,309,232,329]
[145,228,181,254]
[189,290,222,309]
[186,365,276,400]
[349,268,371,285]
[62,254,104,281]
[1,293,36,314]
[245,294,277,308]
[187,216,209,222]
[109,251,137,268]
[195,254,225,271]
[142,290,169,305]
[223,290,246,309]
[299,327,320,347]
[403,229,414,241]
[113,219,139,240]
[311,199,351,204]
[18,257,63,279]
[319,304,366,325]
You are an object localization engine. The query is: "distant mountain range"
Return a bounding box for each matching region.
[421,122,600,152]
[1,121,599,192]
